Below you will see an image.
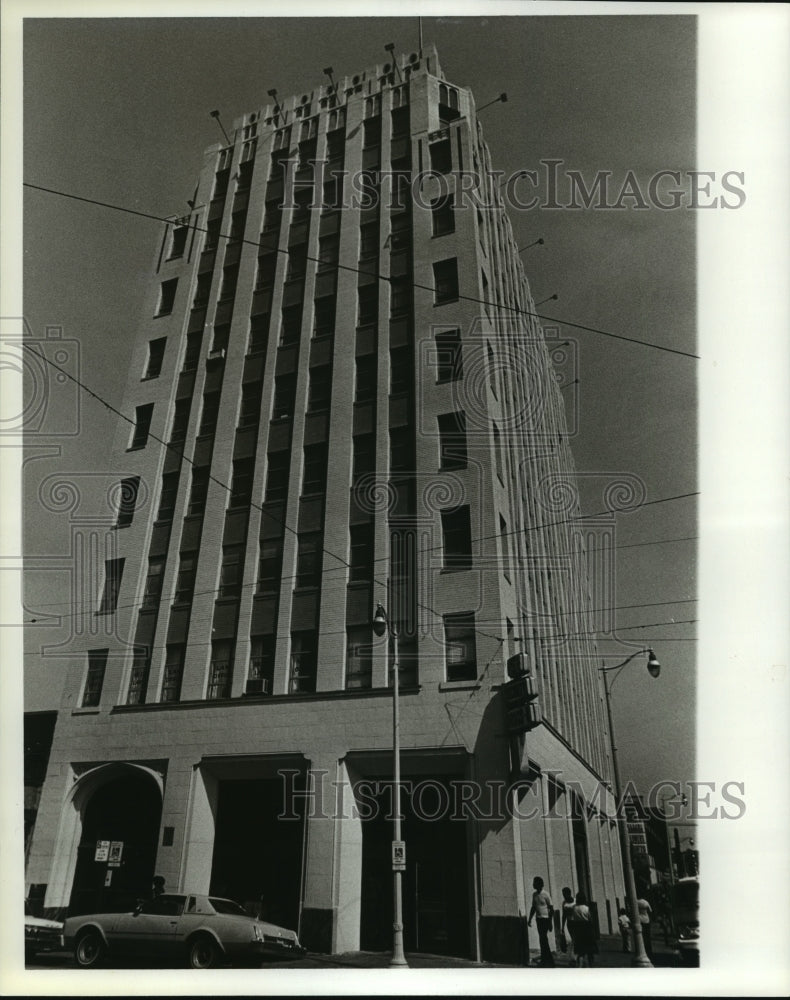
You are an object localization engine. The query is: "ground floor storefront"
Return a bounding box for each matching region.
[26,703,626,964]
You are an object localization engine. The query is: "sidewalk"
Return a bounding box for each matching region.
[265,934,680,969]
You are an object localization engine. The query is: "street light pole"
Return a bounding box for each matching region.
[600,648,660,969]
[373,603,408,968]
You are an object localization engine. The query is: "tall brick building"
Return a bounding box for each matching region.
[26,44,625,962]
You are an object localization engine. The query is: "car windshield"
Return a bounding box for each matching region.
[209,898,247,916]
[674,881,699,909]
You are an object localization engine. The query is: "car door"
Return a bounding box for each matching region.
[116,895,186,959]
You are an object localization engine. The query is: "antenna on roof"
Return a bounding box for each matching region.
[418,17,423,52]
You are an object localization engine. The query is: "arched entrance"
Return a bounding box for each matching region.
[69,770,162,915]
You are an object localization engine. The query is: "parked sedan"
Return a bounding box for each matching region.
[63,893,305,968]
[25,900,64,958]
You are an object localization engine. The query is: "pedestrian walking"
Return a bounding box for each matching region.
[560,887,578,965]
[637,895,654,960]
[570,890,598,967]
[617,906,631,952]
[527,876,555,967]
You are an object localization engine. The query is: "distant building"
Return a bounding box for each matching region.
[26,45,625,961]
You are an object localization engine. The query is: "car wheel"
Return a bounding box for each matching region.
[74,930,105,968]
[187,934,220,969]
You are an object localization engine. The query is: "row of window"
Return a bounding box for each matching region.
[81,607,477,707]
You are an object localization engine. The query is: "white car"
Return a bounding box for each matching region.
[25,900,64,958]
[63,893,305,969]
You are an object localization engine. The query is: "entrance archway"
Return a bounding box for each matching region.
[69,770,162,915]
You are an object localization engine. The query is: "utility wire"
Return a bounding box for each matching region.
[21,349,697,647]
[24,180,698,360]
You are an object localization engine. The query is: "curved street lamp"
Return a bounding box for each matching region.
[372,603,408,968]
[599,648,660,968]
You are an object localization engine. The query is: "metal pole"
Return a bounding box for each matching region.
[603,668,653,967]
[390,622,407,967]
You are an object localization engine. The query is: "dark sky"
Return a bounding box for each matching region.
[21,14,697,792]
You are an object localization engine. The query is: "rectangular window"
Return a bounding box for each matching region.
[212,168,230,200]
[257,538,283,593]
[198,392,220,436]
[438,411,467,470]
[229,458,254,508]
[208,640,234,699]
[308,365,332,413]
[97,558,124,614]
[219,544,244,598]
[174,551,198,603]
[430,139,452,174]
[82,649,108,707]
[355,355,376,403]
[169,399,190,443]
[390,427,413,473]
[296,531,322,588]
[168,224,189,260]
[302,443,327,496]
[248,315,269,355]
[219,265,239,301]
[357,285,378,327]
[313,297,336,339]
[237,159,254,190]
[352,434,375,484]
[228,211,245,245]
[126,649,150,706]
[248,635,275,694]
[435,328,462,383]
[349,523,374,582]
[363,116,381,147]
[271,374,296,420]
[160,644,185,703]
[431,194,455,237]
[389,346,411,396]
[279,305,302,347]
[390,213,411,252]
[359,222,379,261]
[441,506,472,570]
[156,278,178,316]
[144,338,167,380]
[187,468,209,517]
[142,556,165,609]
[129,403,154,450]
[205,219,221,251]
[256,253,277,290]
[346,627,373,690]
[264,451,289,503]
[193,273,212,309]
[289,631,317,693]
[318,234,339,271]
[183,331,202,372]
[389,277,410,317]
[211,324,229,355]
[444,611,477,681]
[433,258,459,304]
[391,106,410,138]
[239,382,263,429]
[115,476,140,528]
[157,471,179,522]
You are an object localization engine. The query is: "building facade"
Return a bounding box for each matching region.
[26,45,626,962]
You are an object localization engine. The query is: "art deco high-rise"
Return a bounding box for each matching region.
[27,44,625,961]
